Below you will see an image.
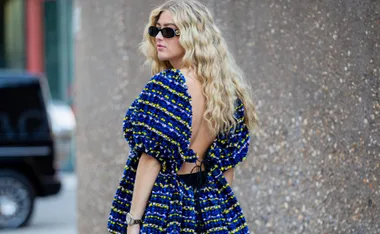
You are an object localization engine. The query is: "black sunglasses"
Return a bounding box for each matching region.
[148,26,180,38]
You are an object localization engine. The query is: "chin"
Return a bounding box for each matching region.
[158,54,172,61]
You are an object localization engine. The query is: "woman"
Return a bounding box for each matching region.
[108,0,258,233]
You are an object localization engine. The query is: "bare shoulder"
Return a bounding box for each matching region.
[181,69,202,97]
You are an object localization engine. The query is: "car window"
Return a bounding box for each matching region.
[0,80,51,143]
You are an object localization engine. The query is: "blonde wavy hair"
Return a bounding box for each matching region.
[139,0,259,134]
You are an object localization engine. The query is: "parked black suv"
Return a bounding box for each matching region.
[0,72,61,228]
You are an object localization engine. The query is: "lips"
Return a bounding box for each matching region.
[157,44,166,48]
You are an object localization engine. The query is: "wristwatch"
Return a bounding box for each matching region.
[126,212,142,226]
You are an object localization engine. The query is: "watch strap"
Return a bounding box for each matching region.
[126,212,142,226]
[131,219,142,225]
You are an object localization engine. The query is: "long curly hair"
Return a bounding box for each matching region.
[139,0,259,134]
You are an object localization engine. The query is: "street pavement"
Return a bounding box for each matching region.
[0,172,77,234]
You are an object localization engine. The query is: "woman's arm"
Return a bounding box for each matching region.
[223,168,234,186]
[127,153,161,232]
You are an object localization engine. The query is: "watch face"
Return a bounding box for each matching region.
[126,213,131,224]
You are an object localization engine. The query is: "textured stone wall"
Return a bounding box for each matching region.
[75,0,379,233]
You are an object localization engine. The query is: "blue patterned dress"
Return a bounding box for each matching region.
[108,68,250,234]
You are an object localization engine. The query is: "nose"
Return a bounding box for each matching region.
[156,31,164,40]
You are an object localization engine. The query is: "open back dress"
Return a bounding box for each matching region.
[108,68,251,234]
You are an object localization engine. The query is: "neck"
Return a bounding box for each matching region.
[169,58,183,70]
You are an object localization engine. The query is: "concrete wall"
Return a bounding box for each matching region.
[75,0,380,233]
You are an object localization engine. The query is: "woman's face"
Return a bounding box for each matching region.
[154,11,185,66]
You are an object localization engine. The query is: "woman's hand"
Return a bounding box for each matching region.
[127,225,140,234]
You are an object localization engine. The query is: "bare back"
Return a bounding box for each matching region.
[177,69,216,175]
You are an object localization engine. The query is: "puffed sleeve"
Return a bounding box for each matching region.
[219,99,251,172]
[122,75,172,164]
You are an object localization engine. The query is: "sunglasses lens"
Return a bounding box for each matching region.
[148,26,177,38]
[148,26,159,37]
[161,28,175,38]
